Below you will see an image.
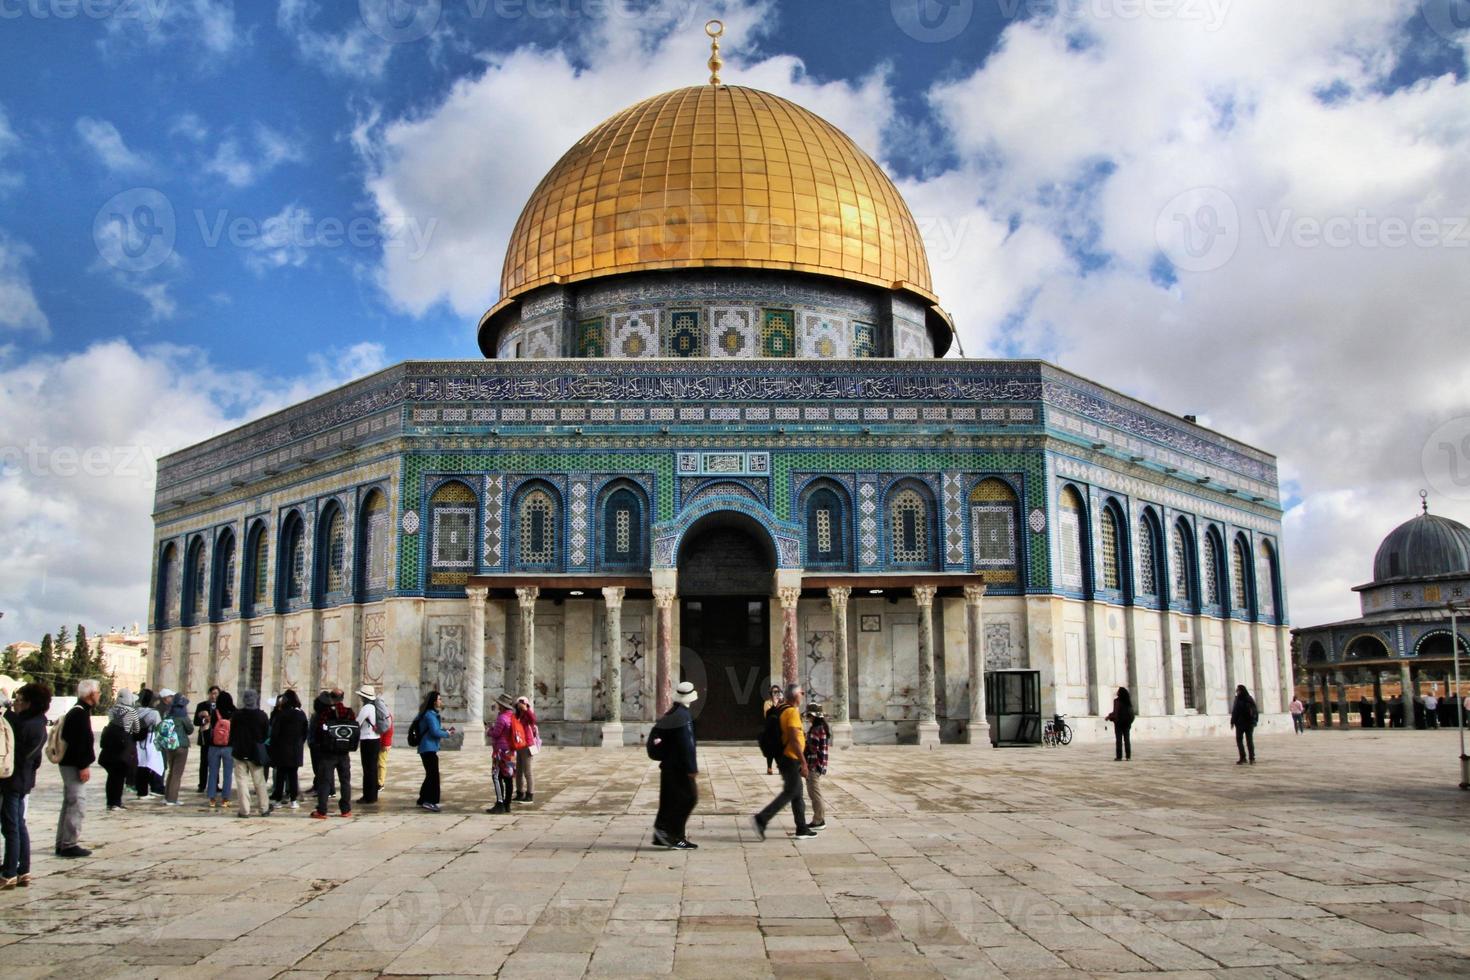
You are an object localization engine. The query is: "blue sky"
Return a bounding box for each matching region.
[1,0,1468,644]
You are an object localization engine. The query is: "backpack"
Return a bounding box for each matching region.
[371,699,392,736]
[154,717,182,753]
[757,705,786,761]
[44,713,67,765]
[0,714,14,779]
[324,712,360,754]
[211,716,232,747]
[407,714,423,748]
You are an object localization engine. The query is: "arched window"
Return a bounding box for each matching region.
[430,481,478,581]
[1100,505,1121,591]
[1203,530,1224,606]
[1171,519,1197,607]
[279,511,307,605]
[970,478,1019,584]
[518,488,557,566]
[601,484,648,567]
[157,542,179,628]
[1259,540,1281,621]
[1232,535,1252,614]
[244,522,268,617]
[888,485,935,567]
[803,484,847,568]
[1057,486,1087,592]
[215,529,237,616]
[185,538,207,625]
[1137,509,1161,597]
[358,490,389,596]
[319,503,348,597]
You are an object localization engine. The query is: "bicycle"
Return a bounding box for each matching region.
[1042,713,1073,747]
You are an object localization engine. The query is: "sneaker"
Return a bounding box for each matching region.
[672,839,698,849]
[525,793,534,802]
[237,813,252,819]
[289,800,300,810]
[809,821,826,831]
[651,828,673,848]
[338,811,353,818]
[55,846,92,858]
[793,828,818,840]
[310,811,329,820]
[750,815,766,841]
[164,800,180,807]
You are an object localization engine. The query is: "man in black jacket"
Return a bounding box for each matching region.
[651,681,700,850]
[56,679,101,857]
[2,682,52,886]
[194,685,219,793]
[1230,684,1259,765]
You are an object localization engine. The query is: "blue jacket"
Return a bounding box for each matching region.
[417,709,449,753]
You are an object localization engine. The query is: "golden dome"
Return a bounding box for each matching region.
[496,84,936,306]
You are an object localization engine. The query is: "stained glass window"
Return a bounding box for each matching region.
[285,518,306,599]
[360,492,389,593]
[1058,487,1085,590]
[1101,509,1120,591]
[219,534,236,611]
[431,481,477,571]
[891,488,928,564]
[159,544,179,626]
[519,489,555,565]
[190,543,207,616]
[1232,537,1250,611]
[1203,534,1222,605]
[1172,522,1192,603]
[324,508,347,593]
[1137,513,1159,595]
[251,528,268,609]
[805,487,844,565]
[603,487,642,565]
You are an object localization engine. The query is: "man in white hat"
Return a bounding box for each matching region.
[650,680,700,849]
[354,685,383,805]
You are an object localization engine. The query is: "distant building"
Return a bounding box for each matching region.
[96,625,149,695]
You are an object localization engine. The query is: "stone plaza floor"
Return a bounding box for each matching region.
[3,729,1469,978]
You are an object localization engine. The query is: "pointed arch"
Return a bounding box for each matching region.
[430,479,479,584]
[1099,498,1128,595]
[1171,517,1199,611]
[317,499,349,603]
[510,480,559,571]
[156,541,179,629]
[1259,538,1284,624]
[800,479,851,570]
[1057,484,1091,594]
[278,509,307,610]
[183,535,208,627]
[1136,506,1163,602]
[970,478,1020,585]
[886,479,938,569]
[357,488,390,598]
[243,520,269,618]
[598,479,650,570]
[213,526,237,620]
[1202,525,1226,608]
[1231,532,1254,619]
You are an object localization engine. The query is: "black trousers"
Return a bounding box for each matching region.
[315,752,352,814]
[103,762,133,807]
[1235,728,1256,762]
[418,752,440,805]
[1114,725,1132,760]
[654,767,698,841]
[271,766,300,802]
[359,739,382,802]
[756,756,808,832]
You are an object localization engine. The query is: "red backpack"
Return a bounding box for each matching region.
[211,716,232,747]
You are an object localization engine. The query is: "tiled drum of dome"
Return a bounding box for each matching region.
[610,310,659,358]
[577,319,605,358]
[799,312,850,358]
[853,321,878,357]
[666,311,701,357]
[761,309,795,357]
[709,307,756,358]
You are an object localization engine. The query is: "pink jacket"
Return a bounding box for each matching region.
[489,708,516,753]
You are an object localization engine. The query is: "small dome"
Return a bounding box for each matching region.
[1372,511,1470,582]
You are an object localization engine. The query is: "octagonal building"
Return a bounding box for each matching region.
[147,77,1291,746]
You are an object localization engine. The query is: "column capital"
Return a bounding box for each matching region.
[913,584,937,607]
[963,583,987,605]
[465,585,489,602]
[515,586,540,609]
[827,585,851,609]
[777,586,802,608]
[652,587,677,610]
[601,585,626,610]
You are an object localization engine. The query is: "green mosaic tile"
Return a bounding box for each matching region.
[761,309,795,358]
[666,310,701,357]
[853,321,877,357]
[577,319,605,358]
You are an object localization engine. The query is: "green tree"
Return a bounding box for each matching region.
[20,633,55,688]
[0,644,21,678]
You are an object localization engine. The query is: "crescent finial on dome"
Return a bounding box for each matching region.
[706,20,724,86]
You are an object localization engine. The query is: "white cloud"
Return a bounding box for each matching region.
[0,234,48,337]
[75,117,150,175]
[277,0,392,79]
[243,202,314,273]
[0,338,389,649]
[100,0,243,61]
[204,124,305,187]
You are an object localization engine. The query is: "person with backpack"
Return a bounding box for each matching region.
[411,690,453,812]
[513,696,539,803]
[354,685,388,805]
[205,691,236,810]
[99,690,139,812]
[133,693,165,800]
[760,685,783,774]
[194,685,219,794]
[230,690,272,817]
[311,689,357,819]
[155,690,194,806]
[1231,684,1260,765]
[751,683,816,842]
[650,681,699,849]
[803,703,831,832]
[485,693,518,814]
[1106,687,1136,762]
[268,690,309,809]
[2,682,51,888]
[53,678,101,858]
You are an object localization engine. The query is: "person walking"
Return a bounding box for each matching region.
[760,685,783,774]
[486,694,518,814]
[1107,687,1136,761]
[1231,684,1259,765]
[1290,695,1306,734]
[354,686,384,806]
[194,686,219,794]
[514,696,539,803]
[2,682,51,888]
[55,679,101,858]
[310,689,357,819]
[651,681,700,849]
[133,700,165,800]
[1424,689,1440,730]
[230,690,272,818]
[205,691,236,810]
[751,683,816,841]
[803,702,831,831]
[155,691,194,806]
[268,690,309,808]
[99,690,139,811]
[412,691,453,812]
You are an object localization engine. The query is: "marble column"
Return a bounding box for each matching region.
[1400,660,1414,729]
[1335,670,1349,728]
[600,586,625,748]
[514,586,538,703]
[465,586,488,734]
[1319,674,1332,727]
[964,583,992,747]
[653,587,676,716]
[827,586,852,748]
[777,586,802,688]
[1373,673,1384,728]
[914,584,940,747]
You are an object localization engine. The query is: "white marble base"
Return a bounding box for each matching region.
[830,721,854,749]
[917,720,941,747]
[964,723,993,747]
[600,722,625,748]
